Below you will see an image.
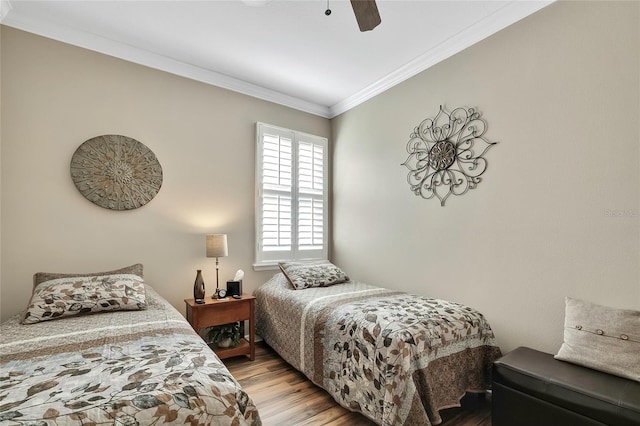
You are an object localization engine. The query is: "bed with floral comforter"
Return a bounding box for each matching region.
[0,285,261,425]
[255,273,501,426]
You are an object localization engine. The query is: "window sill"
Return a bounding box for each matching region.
[253,258,330,272]
[252,263,280,272]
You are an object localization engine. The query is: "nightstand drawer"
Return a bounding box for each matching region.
[197,300,250,325]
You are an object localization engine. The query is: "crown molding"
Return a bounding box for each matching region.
[1,9,332,118]
[329,0,554,118]
[2,1,552,120]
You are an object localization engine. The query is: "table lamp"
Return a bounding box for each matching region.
[206,234,228,298]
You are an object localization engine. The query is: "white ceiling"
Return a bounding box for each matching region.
[1,0,552,118]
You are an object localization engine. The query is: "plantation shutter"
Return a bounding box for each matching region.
[297,140,325,252]
[258,126,294,261]
[255,123,327,268]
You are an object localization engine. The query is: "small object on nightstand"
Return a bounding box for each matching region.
[227,270,244,296]
[227,280,242,297]
[194,270,205,300]
[195,298,205,304]
[232,294,241,300]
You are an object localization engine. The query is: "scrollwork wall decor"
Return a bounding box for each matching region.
[70,135,163,210]
[401,105,497,206]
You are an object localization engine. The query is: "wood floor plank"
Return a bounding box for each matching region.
[224,342,491,426]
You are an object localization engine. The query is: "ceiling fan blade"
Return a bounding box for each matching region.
[350,0,381,32]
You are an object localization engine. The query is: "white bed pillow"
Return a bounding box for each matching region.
[555,297,639,382]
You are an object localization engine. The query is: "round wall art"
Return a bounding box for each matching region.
[70,134,163,210]
[401,105,497,206]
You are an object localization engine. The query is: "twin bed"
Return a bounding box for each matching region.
[0,262,501,426]
[255,262,501,426]
[0,266,261,425]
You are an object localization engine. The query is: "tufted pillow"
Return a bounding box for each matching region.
[22,273,147,324]
[555,297,640,382]
[279,260,350,290]
[33,263,143,289]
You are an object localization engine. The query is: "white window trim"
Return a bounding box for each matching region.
[254,122,328,270]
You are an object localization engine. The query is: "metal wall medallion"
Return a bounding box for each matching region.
[402,105,497,206]
[70,135,163,210]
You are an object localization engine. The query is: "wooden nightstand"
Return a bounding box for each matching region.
[185,294,255,361]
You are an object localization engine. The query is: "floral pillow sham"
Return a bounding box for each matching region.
[279,260,350,290]
[22,273,147,324]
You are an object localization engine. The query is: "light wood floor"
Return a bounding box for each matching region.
[224,342,491,426]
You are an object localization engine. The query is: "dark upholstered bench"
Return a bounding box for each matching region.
[492,346,640,426]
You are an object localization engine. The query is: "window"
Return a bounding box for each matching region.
[254,123,328,270]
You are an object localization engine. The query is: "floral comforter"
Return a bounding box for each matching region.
[255,274,501,426]
[0,286,261,425]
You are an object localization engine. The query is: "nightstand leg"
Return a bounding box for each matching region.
[249,299,255,361]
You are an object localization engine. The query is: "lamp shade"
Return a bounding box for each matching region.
[206,234,228,258]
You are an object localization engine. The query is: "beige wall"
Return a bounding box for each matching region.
[1,2,639,355]
[0,27,330,321]
[0,27,3,310]
[332,1,640,354]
